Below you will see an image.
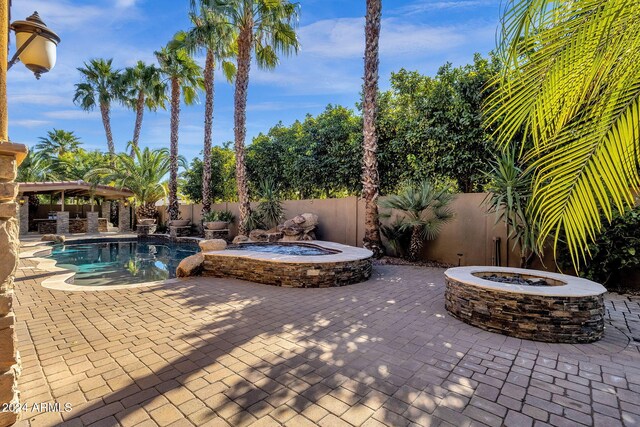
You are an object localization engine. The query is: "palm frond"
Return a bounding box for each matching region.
[486,0,640,268]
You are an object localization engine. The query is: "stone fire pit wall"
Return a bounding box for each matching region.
[444,267,607,344]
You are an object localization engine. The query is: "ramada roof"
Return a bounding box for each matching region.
[18,180,134,200]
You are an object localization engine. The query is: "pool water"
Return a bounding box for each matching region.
[49,240,199,286]
[229,243,335,256]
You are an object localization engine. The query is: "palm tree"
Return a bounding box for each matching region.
[35,129,82,156]
[362,0,384,258]
[155,42,203,221]
[17,151,58,182]
[486,0,640,268]
[86,146,186,219]
[379,180,455,261]
[201,0,300,235]
[180,6,236,218]
[73,58,120,155]
[119,61,167,156]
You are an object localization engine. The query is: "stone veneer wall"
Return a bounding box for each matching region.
[56,211,69,234]
[444,278,605,343]
[101,201,111,222]
[0,150,20,427]
[118,201,131,232]
[18,197,27,236]
[203,255,372,288]
[87,212,99,234]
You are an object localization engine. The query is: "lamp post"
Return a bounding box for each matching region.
[0,5,60,426]
[8,11,60,79]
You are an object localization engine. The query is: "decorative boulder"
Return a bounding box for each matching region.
[300,213,319,227]
[232,235,249,244]
[276,213,319,241]
[250,229,284,242]
[41,234,65,243]
[176,253,204,277]
[249,229,269,242]
[199,239,227,251]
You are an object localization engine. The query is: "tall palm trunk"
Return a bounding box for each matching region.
[202,49,215,217]
[100,102,115,155]
[234,23,253,236]
[168,77,181,221]
[131,91,145,157]
[409,226,423,261]
[362,0,384,258]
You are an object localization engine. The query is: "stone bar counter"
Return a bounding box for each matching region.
[34,218,97,234]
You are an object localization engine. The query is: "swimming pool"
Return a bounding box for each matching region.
[48,239,199,286]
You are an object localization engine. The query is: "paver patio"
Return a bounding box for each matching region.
[11,256,640,427]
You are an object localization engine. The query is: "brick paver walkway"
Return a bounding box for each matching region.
[12,258,640,427]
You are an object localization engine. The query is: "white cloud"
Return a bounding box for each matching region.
[12,119,52,128]
[250,16,496,95]
[7,94,69,106]
[298,17,482,60]
[395,0,499,15]
[43,110,99,119]
[11,1,105,30]
[116,0,138,8]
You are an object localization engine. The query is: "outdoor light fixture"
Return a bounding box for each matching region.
[19,198,25,206]
[8,12,60,79]
[124,201,129,208]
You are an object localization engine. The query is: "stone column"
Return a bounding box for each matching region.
[18,197,28,236]
[56,211,69,235]
[0,3,28,425]
[101,200,111,221]
[118,201,131,232]
[87,212,99,234]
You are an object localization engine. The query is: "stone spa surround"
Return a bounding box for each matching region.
[444,266,607,344]
[202,241,373,288]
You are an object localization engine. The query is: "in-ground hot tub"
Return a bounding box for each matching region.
[444,266,607,343]
[202,241,373,288]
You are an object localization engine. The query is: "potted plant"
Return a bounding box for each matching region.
[203,210,235,230]
[169,215,191,227]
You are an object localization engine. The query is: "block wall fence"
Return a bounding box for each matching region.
[159,193,554,270]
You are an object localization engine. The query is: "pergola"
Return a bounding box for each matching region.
[18,180,134,209]
[18,181,134,235]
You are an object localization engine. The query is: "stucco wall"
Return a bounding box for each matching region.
[159,193,550,268]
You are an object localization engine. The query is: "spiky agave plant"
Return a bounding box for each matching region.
[484,148,540,268]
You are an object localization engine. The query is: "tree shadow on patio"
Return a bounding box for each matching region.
[48,265,475,426]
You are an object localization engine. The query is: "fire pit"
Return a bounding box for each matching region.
[444,266,607,343]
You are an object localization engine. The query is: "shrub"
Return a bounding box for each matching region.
[203,210,235,223]
[557,207,640,291]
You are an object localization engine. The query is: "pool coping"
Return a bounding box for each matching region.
[19,236,186,292]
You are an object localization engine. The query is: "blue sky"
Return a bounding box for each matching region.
[8,0,501,161]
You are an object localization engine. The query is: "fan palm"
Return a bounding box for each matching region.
[180,5,236,218]
[379,180,455,261]
[86,146,186,219]
[198,0,300,235]
[17,151,58,182]
[119,61,167,156]
[486,0,640,268]
[362,0,384,258]
[73,58,120,155]
[35,129,81,157]
[155,42,204,221]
